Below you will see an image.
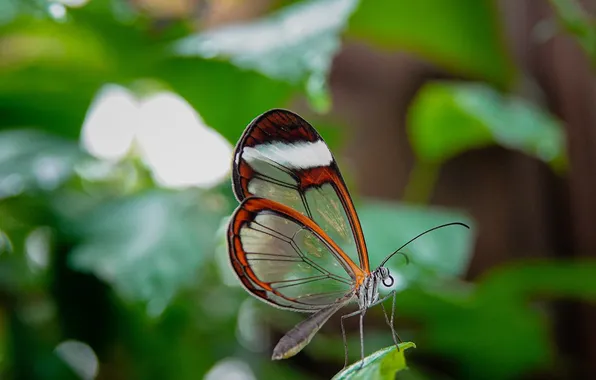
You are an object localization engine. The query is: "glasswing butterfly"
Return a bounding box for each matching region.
[227,109,467,367]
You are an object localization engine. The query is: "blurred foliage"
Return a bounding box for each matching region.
[0,130,86,197]
[404,82,566,203]
[396,260,596,380]
[173,0,359,112]
[407,82,567,170]
[549,0,596,66]
[347,0,515,88]
[0,0,594,380]
[67,189,226,310]
[333,342,416,380]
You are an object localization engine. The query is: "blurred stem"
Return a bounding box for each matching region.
[402,160,440,204]
[548,0,596,67]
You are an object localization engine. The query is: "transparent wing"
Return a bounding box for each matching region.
[232,109,371,272]
[228,197,359,311]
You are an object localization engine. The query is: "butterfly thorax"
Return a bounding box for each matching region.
[357,267,390,310]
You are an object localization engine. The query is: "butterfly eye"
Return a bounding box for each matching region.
[382,274,394,288]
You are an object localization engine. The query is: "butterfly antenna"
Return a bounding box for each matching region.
[378,222,470,268]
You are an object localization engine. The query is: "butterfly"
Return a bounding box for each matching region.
[227,109,467,367]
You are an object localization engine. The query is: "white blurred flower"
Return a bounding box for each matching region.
[81,85,232,189]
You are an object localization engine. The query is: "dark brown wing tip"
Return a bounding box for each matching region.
[247,108,302,130]
[257,108,300,118]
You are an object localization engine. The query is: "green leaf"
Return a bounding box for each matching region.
[333,342,416,380]
[358,199,475,286]
[0,129,87,199]
[408,82,566,171]
[68,190,227,313]
[347,0,515,87]
[172,0,359,112]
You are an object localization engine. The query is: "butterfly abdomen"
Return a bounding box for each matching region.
[272,301,347,360]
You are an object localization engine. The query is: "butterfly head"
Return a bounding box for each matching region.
[374,266,394,288]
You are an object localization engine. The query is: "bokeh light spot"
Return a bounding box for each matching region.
[81,85,138,161]
[25,227,51,272]
[205,358,256,380]
[55,340,99,380]
[48,3,67,21]
[236,298,268,352]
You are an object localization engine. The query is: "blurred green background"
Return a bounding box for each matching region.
[1,0,596,379]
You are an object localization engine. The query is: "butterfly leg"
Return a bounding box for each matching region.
[340,294,399,370]
[358,308,367,370]
[390,290,404,344]
[372,291,403,350]
[340,309,363,369]
[380,290,402,352]
[380,294,398,348]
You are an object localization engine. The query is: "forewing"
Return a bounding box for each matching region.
[228,197,360,311]
[232,109,371,272]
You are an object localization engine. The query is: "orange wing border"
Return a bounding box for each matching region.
[228,197,365,311]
